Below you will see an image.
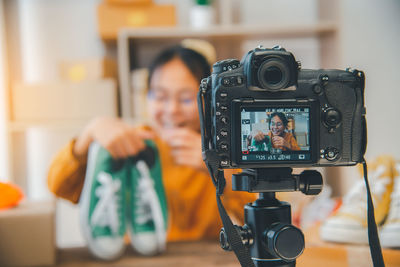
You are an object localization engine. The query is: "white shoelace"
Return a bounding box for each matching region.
[135,160,166,248]
[90,171,122,235]
[341,165,390,218]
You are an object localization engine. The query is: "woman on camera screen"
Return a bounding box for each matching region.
[251,112,300,151]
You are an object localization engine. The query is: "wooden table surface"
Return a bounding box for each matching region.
[56,241,239,267]
[55,230,400,267]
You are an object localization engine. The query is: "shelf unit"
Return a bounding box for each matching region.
[117,22,338,119]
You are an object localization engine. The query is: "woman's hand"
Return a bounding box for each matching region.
[162,128,207,172]
[74,117,155,160]
[272,135,291,150]
[253,131,266,142]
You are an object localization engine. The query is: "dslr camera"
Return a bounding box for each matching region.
[199,46,366,169]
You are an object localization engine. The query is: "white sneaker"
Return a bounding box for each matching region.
[320,155,395,244]
[380,163,400,248]
[79,142,126,260]
[127,141,168,256]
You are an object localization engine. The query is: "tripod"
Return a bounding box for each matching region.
[219,168,323,267]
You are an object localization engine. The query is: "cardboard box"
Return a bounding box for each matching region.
[59,58,117,82]
[97,2,176,40]
[0,200,56,266]
[12,79,118,121]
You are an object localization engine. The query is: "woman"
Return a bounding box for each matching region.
[47,43,255,260]
[251,112,300,151]
[268,112,300,151]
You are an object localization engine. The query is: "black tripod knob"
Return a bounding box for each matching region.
[299,170,323,195]
[220,225,253,251]
[219,228,232,251]
[265,223,304,262]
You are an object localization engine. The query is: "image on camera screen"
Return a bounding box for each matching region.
[240,106,311,163]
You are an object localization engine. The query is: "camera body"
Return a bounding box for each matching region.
[199,46,366,169]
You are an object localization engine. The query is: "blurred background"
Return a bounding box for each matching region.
[0,0,399,265]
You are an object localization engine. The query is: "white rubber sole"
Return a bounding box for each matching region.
[129,229,162,256]
[380,224,400,248]
[320,223,369,245]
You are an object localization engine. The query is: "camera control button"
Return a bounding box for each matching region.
[222,77,231,86]
[220,105,228,111]
[324,147,339,161]
[220,116,229,125]
[220,158,229,167]
[323,108,342,128]
[218,91,228,99]
[320,74,329,83]
[219,142,229,151]
[220,130,228,137]
[313,84,322,94]
[236,76,244,85]
[213,59,240,74]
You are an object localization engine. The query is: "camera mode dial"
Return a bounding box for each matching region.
[213,59,240,74]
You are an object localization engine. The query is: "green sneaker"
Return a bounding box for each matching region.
[127,140,168,256]
[79,142,126,260]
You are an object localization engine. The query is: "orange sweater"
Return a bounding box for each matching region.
[47,136,256,242]
[267,132,300,151]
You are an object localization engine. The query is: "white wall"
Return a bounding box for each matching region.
[0,0,9,182]
[7,0,108,248]
[339,0,400,161]
[18,0,105,82]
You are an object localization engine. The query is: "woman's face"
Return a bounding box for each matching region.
[147,58,200,133]
[271,115,285,136]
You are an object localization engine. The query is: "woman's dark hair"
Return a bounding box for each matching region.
[269,112,289,128]
[147,45,211,87]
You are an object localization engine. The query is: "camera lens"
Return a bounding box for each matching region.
[258,58,291,91]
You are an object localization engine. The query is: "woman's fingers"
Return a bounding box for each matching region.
[91,119,155,159]
[163,128,198,148]
[162,128,206,171]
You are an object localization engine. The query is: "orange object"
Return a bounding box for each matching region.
[0,182,24,210]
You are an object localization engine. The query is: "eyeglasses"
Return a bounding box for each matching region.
[147,90,196,106]
[271,122,283,127]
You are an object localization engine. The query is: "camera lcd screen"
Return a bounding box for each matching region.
[240,106,312,163]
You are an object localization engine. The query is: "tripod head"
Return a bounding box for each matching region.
[220,167,323,267]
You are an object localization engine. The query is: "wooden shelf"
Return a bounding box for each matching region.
[118,22,337,40]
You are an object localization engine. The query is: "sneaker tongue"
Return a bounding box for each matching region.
[343,180,367,204]
[132,146,156,168]
[91,172,122,235]
[345,165,391,204]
